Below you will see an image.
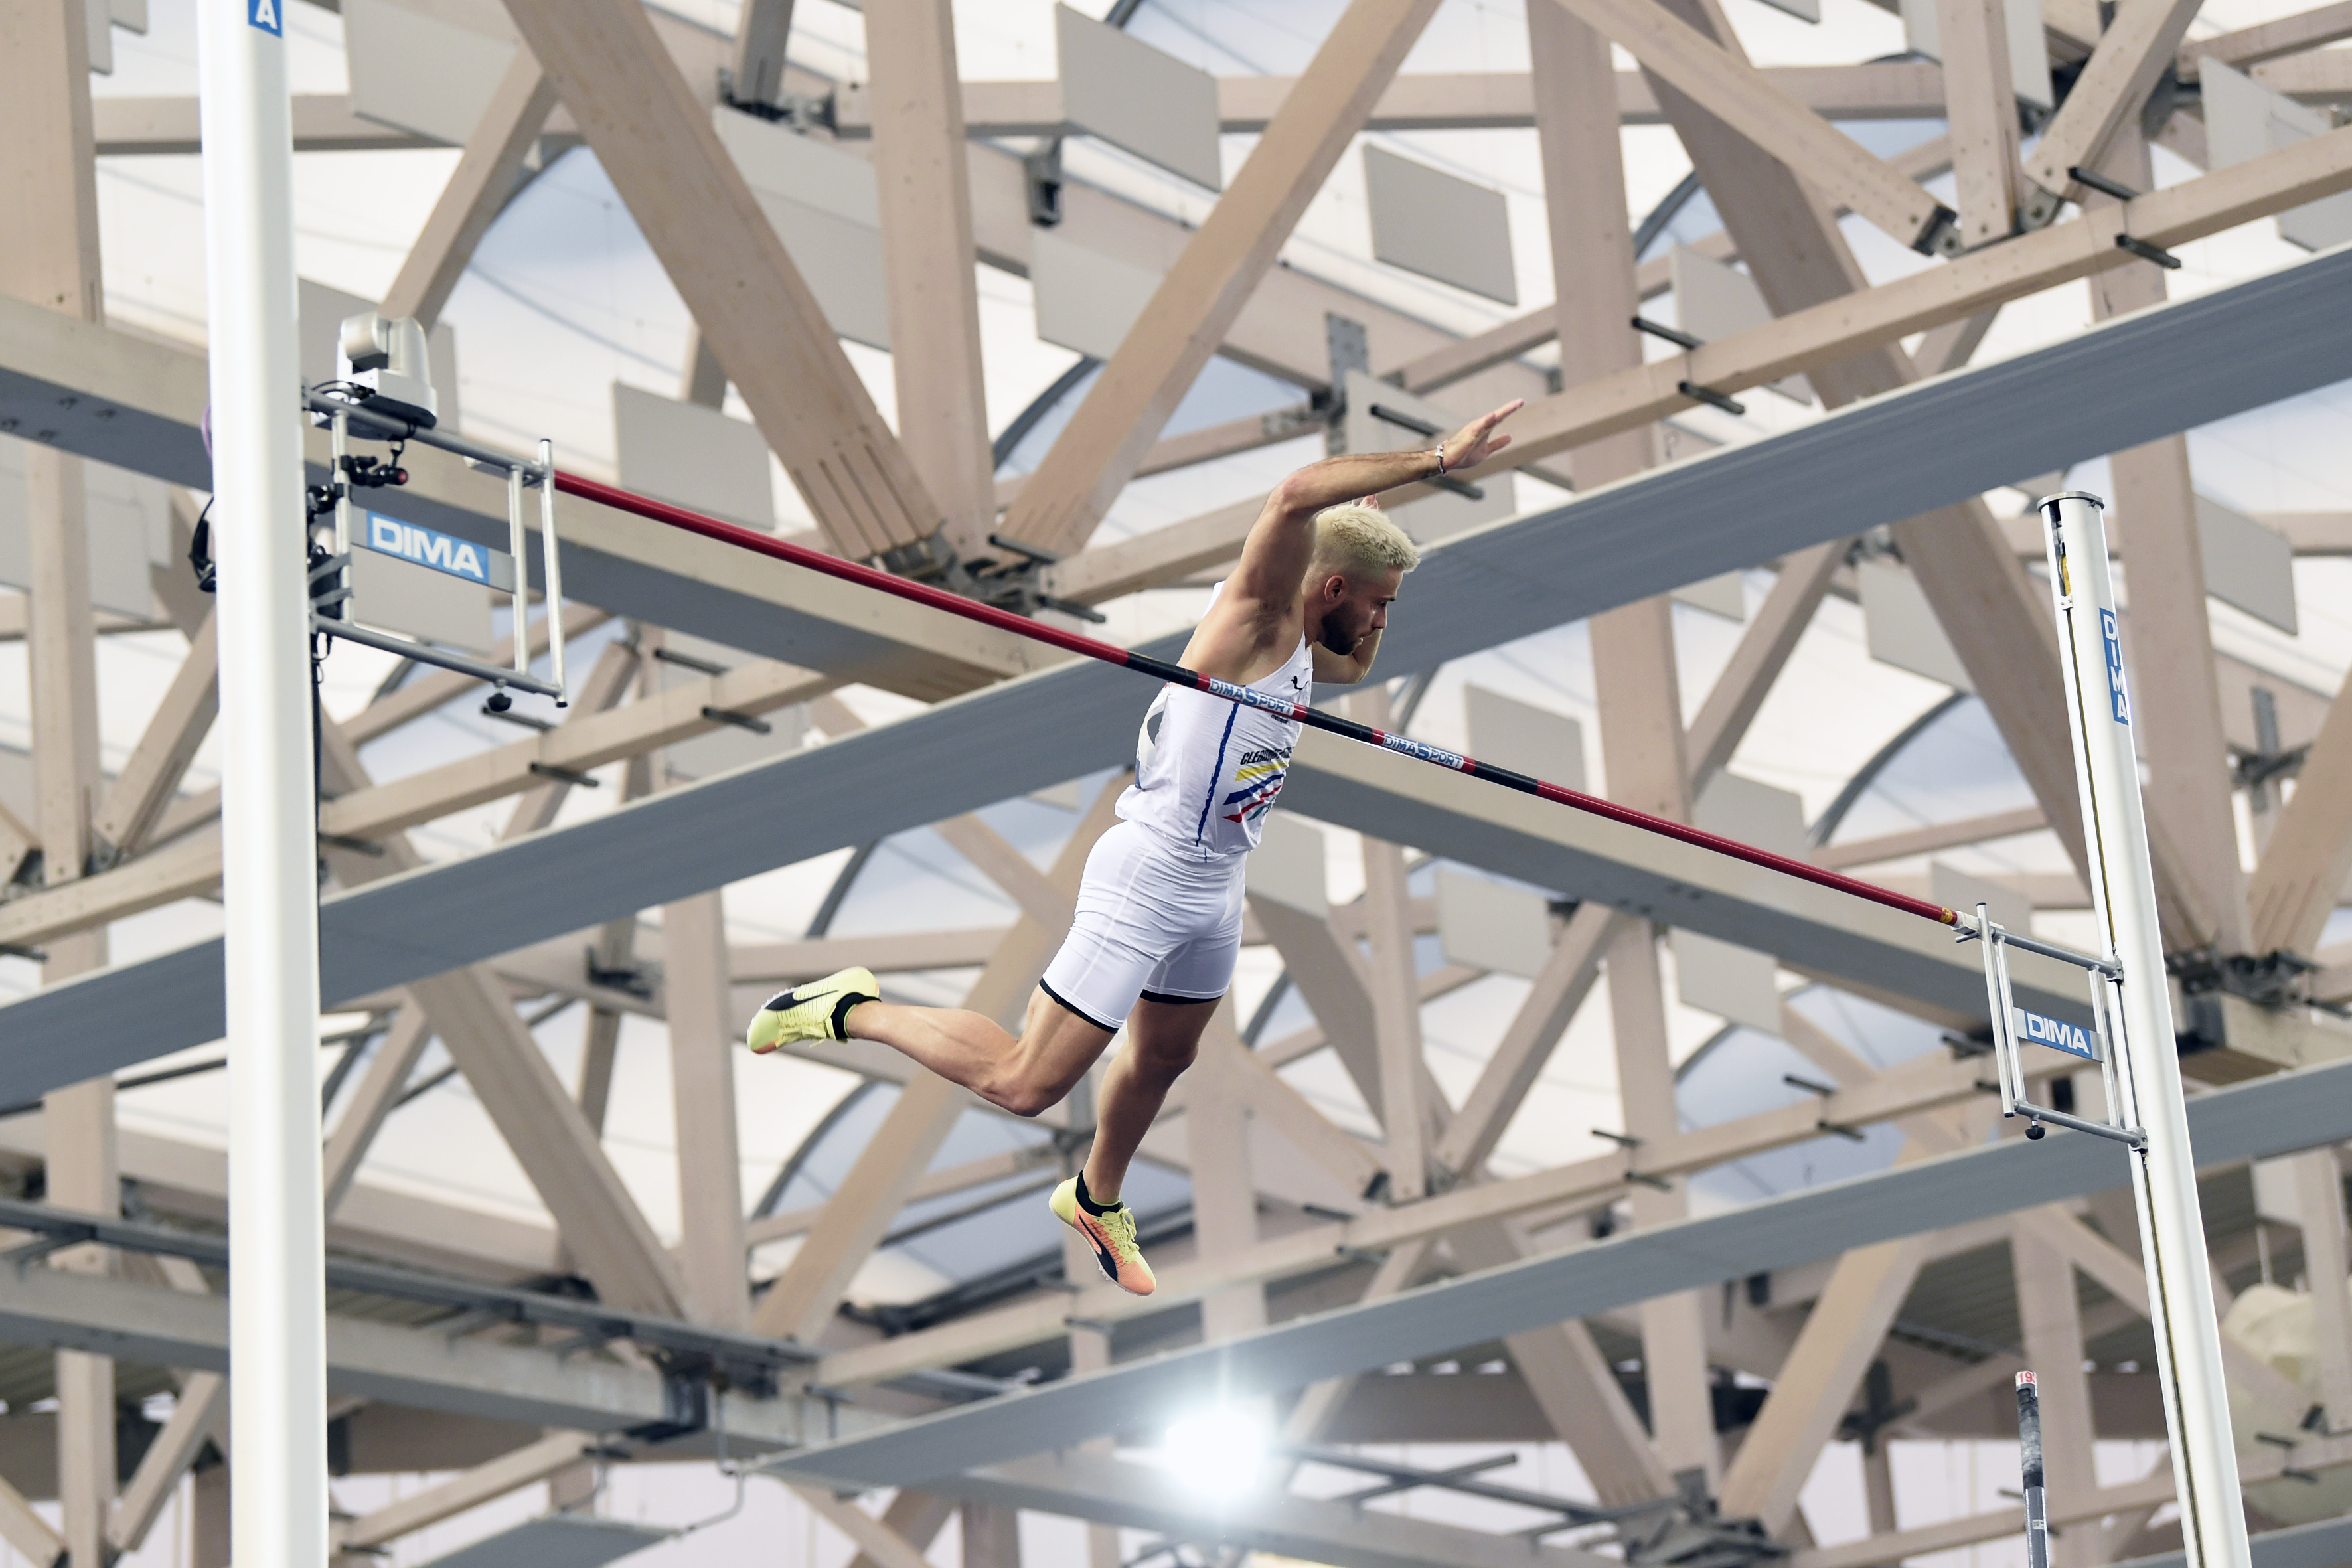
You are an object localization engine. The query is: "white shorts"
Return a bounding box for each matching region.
[1038,819,1247,1032]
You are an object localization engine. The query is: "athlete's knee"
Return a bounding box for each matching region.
[980,1058,1079,1119]
[1128,1030,1199,1082]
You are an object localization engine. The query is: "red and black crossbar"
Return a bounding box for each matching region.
[554,471,1960,931]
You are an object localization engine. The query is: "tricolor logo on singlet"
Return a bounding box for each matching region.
[1222,747,1291,826]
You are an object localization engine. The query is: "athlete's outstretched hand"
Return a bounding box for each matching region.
[1438,398,1524,472]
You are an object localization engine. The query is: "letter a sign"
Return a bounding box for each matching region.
[250,0,282,33]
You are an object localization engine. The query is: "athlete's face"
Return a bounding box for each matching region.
[1312,567,1403,656]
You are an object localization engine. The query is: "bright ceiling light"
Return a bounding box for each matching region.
[1159,1402,1272,1501]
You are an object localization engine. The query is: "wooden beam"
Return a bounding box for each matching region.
[665,891,749,1328]
[1936,0,2027,246]
[1715,1221,1930,1528]
[1545,0,1953,252]
[380,47,556,328]
[2021,0,2206,213]
[1684,540,1845,789]
[321,1005,433,1214]
[91,611,216,861]
[1001,0,1445,557]
[1452,1219,1679,1504]
[867,0,996,558]
[2248,684,2352,954]
[1210,1020,1388,1198]
[2088,131,2253,955]
[2290,1148,2352,1425]
[1433,902,1620,1179]
[832,64,1954,137]
[92,92,443,154]
[337,1432,597,1552]
[108,1372,224,1553]
[1449,126,2352,486]
[727,0,795,109]
[1190,1024,1269,1342]
[1814,805,2049,868]
[503,0,945,559]
[1352,693,1433,1200]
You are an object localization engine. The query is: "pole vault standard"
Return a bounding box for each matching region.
[195,2,329,1565]
[2040,493,2248,1568]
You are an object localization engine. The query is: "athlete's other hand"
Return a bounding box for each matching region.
[1439,399,1524,473]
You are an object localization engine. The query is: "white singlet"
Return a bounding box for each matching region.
[1037,586,1315,1031]
[1117,586,1314,866]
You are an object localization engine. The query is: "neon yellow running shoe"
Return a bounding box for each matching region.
[1052,1176,1156,1297]
[747,966,878,1054]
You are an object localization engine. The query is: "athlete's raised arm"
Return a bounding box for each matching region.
[1183,399,1522,682]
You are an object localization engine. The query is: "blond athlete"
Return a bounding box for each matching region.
[749,398,1524,1295]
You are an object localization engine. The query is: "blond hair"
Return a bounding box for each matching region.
[1310,501,1421,578]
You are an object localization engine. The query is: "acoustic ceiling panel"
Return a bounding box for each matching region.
[1676,772,1806,1030]
[1858,558,1974,692]
[11,243,2352,1092]
[2195,493,2298,636]
[1030,229,1165,362]
[710,108,892,351]
[0,440,164,620]
[1462,685,1585,792]
[2203,60,2352,252]
[613,384,775,533]
[1056,4,1223,191]
[344,0,516,147]
[1670,927,1782,1032]
[1363,146,1517,305]
[1435,868,1552,979]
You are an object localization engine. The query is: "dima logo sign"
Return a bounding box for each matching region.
[363,514,515,591]
[2011,1006,2096,1061]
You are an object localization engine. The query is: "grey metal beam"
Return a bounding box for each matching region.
[1279,728,2090,1022]
[0,1263,862,1444]
[921,1451,1618,1568]
[762,1055,2352,1486]
[4,244,2352,1098]
[2116,1517,2352,1568]
[0,294,1036,698]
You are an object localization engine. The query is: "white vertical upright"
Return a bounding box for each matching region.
[2039,492,2248,1568]
[195,3,330,1567]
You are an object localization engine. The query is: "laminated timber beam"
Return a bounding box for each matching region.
[765,1056,2352,1488]
[12,234,2352,1094]
[504,0,947,560]
[830,62,1952,136]
[999,0,1447,558]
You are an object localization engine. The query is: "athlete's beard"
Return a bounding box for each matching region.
[1316,609,1360,657]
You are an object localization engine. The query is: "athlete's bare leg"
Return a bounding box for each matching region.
[843,987,1114,1118]
[1080,996,1215,1202]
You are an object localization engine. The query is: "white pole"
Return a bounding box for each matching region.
[2039,492,2248,1568]
[195,3,330,1567]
